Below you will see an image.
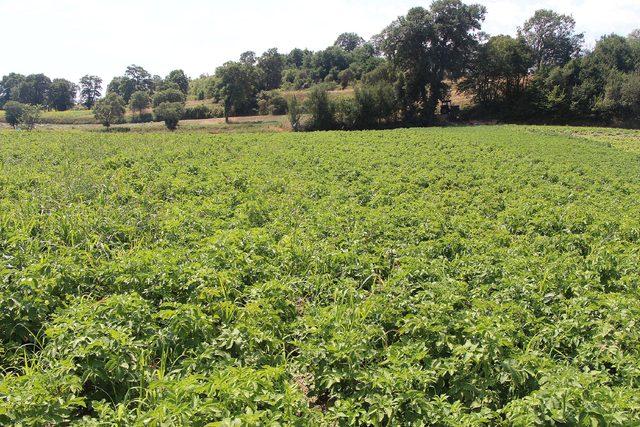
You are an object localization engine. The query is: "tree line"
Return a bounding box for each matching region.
[2,0,639,131]
[0,74,101,111]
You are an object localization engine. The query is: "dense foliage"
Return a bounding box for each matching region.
[153,101,185,130]
[2,102,41,130]
[92,93,126,127]
[1,126,640,424]
[376,1,486,123]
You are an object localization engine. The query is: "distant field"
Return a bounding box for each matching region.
[0,114,289,133]
[0,108,98,124]
[0,98,222,126]
[283,87,355,102]
[1,126,640,425]
[0,86,472,127]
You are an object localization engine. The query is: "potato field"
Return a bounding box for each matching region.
[1,126,640,425]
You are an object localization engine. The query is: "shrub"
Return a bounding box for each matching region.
[354,85,378,128]
[338,68,354,89]
[281,69,313,90]
[354,83,398,128]
[152,89,186,108]
[130,113,153,123]
[129,90,150,117]
[183,104,213,120]
[333,98,359,130]
[287,96,302,132]
[269,94,288,115]
[154,102,185,130]
[99,127,131,133]
[93,93,126,128]
[209,104,225,118]
[18,105,41,130]
[3,101,25,128]
[304,86,334,131]
[316,81,338,92]
[257,91,288,116]
[621,73,640,116]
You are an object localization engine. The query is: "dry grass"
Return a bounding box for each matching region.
[25,114,288,134]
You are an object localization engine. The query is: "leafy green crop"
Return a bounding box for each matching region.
[1,126,639,425]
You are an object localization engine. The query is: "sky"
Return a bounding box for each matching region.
[1,0,639,85]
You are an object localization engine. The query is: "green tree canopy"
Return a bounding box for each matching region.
[286,48,311,69]
[16,74,51,106]
[310,46,351,82]
[154,102,185,130]
[215,61,259,122]
[165,70,190,94]
[107,76,137,103]
[519,9,584,70]
[107,65,155,103]
[47,79,77,111]
[0,73,25,108]
[79,75,102,109]
[93,93,126,127]
[258,48,285,91]
[240,51,257,66]
[125,65,155,93]
[152,89,185,108]
[377,0,486,121]
[3,101,25,128]
[129,90,151,116]
[334,32,365,52]
[460,35,533,107]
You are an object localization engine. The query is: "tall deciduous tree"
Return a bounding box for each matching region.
[377,0,486,121]
[47,79,77,111]
[334,32,365,52]
[240,51,257,66]
[107,65,154,103]
[129,90,151,118]
[107,76,137,103]
[257,48,285,91]
[460,35,533,106]
[79,75,103,109]
[125,65,154,93]
[16,74,51,106]
[93,93,126,127]
[215,61,259,123]
[519,9,584,70]
[165,70,190,95]
[3,101,25,128]
[286,48,309,69]
[0,73,25,108]
[310,46,350,82]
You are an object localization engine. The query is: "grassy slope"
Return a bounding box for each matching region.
[0,99,221,125]
[1,126,640,424]
[0,110,286,132]
[0,108,97,124]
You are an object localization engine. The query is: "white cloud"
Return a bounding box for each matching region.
[0,0,638,84]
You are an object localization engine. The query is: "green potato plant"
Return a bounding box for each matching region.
[1,126,640,425]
